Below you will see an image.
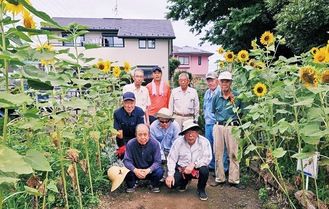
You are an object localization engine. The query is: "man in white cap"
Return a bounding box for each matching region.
[165,119,212,201]
[211,71,245,189]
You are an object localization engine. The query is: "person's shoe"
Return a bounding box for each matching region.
[209,181,225,187]
[126,187,135,193]
[198,190,208,201]
[152,187,160,193]
[159,176,165,183]
[229,182,246,190]
[178,184,188,192]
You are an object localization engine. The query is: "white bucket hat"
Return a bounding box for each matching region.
[218,71,233,80]
[154,108,175,120]
[179,119,200,135]
[107,166,130,192]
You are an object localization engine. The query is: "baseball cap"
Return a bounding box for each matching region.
[122,92,135,101]
[206,71,218,79]
[151,66,162,73]
[218,71,233,80]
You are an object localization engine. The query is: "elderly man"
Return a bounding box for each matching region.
[123,68,151,125]
[146,66,171,124]
[165,119,212,201]
[123,124,164,193]
[169,73,199,129]
[211,71,245,190]
[113,92,144,149]
[203,71,228,173]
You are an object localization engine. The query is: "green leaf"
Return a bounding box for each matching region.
[245,144,257,155]
[0,177,19,191]
[293,98,314,107]
[272,147,286,158]
[0,146,33,174]
[0,92,34,107]
[24,186,42,196]
[291,152,314,160]
[47,180,59,193]
[23,149,52,172]
[84,44,101,49]
[318,158,329,167]
[62,97,90,110]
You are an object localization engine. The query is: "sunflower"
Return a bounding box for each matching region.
[321,69,329,83]
[113,66,121,77]
[310,47,319,55]
[314,47,326,63]
[253,83,267,97]
[218,61,225,68]
[300,66,319,88]
[256,61,265,71]
[36,43,53,52]
[22,11,36,29]
[5,0,31,15]
[225,51,234,63]
[260,31,274,45]
[123,61,131,73]
[237,50,249,62]
[251,39,258,49]
[248,59,255,68]
[40,59,55,66]
[217,47,224,54]
[103,60,111,73]
[97,60,105,71]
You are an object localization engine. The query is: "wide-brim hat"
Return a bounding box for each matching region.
[218,71,233,80]
[107,166,130,192]
[154,108,175,120]
[179,119,200,135]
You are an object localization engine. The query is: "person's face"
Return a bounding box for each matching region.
[122,99,135,114]
[152,70,162,81]
[206,78,219,91]
[158,117,171,129]
[178,75,190,90]
[219,79,232,93]
[136,125,150,145]
[133,71,144,86]
[184,129,198,146]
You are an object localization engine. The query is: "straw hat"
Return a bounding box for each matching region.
[179,119,200,135]
[107,166,130,192]
[154,108,175,120]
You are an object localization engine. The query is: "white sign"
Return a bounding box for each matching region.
[297,152,319,178]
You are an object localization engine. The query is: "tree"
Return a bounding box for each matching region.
[169,57,180,80]
[166,0,329,55]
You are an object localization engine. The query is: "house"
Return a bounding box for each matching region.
[172,45,214,78]
[41,17,176,82]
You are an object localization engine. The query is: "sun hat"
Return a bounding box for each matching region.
[122,92,135,101]
[179,119,201,135]
[107,166,130,192]
[154,108,175,120]
[205,71,218,79]
[218,71,233,80]
[151,66,162,73]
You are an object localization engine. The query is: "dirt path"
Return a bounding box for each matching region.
[98,172,263,209]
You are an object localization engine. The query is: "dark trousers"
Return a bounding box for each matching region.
[125,167,164,188]
[172,166,209,192]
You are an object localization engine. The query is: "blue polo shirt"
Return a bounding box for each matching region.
[113,106,144,144]
[203,86,220,125]
[212,89,244,122]
[123,137,162,172]
[150,120,180,153]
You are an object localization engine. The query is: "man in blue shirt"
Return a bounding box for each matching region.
[123,124,164,193]
[113,92,144,148]
[203,71,228,174]
[211,71,245,190]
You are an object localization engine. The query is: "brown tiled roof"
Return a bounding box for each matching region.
[173,45,213,56]
[42,17,175,39]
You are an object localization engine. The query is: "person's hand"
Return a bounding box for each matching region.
[134,168,147,179]
[183,163,195,174]
[166,176,175,188]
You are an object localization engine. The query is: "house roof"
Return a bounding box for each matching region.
[173,45,214,56]
[42,17,176,39]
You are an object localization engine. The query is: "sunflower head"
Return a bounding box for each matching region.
[225,51,235,63]
[253,83,267,97]
[314,47,327,63]
[321,69,329,83]
[248,59,255,68]
[237,50,249,62]
[256,61,265,71]
[124,61,131,73]
[217,47,224,54]
[22,11,36,29]
[300,66,319,88]
[218,61,225,68]
[97,59,105,71]
[310,47,319,55]
[251,39,258,49]
[260,31,275,45]
[113,66,121,77]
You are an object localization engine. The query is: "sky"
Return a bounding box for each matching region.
[30,0,220,71]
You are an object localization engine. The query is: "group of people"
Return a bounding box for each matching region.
[108,66,245,201]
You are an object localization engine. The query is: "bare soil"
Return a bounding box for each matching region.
[98,171,263,209]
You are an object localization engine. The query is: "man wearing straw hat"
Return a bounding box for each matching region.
[123,124,164,193]
[165,119,212,201]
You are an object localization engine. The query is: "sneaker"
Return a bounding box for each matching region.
[178,184,188,192]
[229,182,246,190]
[152,187,160,193]
[198,190,208,201]
[209,181,225,187]
[126,187,135,193]
[159,176,165,183]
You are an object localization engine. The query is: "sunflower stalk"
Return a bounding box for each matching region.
[57,127,69,209]
[41,171,49,209]
[73,162,83,209]
[83,128,94,196]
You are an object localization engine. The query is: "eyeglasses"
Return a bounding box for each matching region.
[159,119,171,124]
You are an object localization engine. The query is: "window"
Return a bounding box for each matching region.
[62,32,85,46]
[139,39,155,49]
[102,33,124,47]
[198,56,202,65]
[178,56,189,65]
